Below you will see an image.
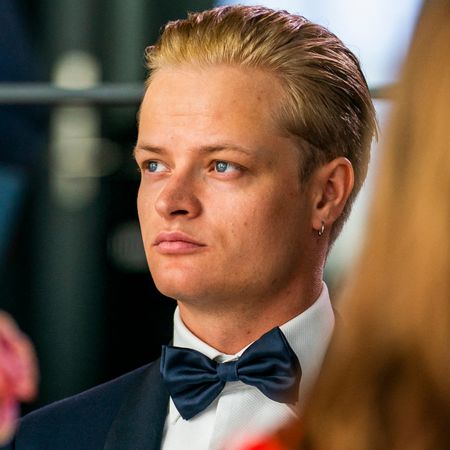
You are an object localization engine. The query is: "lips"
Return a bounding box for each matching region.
[153,231,206,254]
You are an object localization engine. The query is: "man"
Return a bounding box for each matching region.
[4,5,376,450]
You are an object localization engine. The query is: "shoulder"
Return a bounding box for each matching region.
[10,361,160,449]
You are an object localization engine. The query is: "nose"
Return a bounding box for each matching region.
[154,173,202,220]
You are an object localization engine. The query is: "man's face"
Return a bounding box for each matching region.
[135,65,315,309]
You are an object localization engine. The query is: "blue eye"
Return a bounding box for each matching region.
[215,160,242,173]
[146,161,166,173]
[215,161,229,173]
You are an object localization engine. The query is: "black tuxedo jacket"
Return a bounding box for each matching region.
[3,359,169,450]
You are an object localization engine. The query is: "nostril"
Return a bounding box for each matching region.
[170,209,189,216]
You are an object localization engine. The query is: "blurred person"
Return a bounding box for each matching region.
[0,312,38,446]
[3,5,377,450]
[239,0,450,449]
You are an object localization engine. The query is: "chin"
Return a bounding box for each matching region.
[152,272,209,302]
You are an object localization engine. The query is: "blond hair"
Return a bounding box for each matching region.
[302,0,450,448]
[144,5,377,244]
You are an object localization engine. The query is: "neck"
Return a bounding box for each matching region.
[177,277,323,354]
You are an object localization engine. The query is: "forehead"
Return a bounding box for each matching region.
[138,65,286,146]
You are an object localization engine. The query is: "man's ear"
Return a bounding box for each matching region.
[310,157,354,233]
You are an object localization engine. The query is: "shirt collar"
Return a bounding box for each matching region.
[169,282,334,422]
[173,308,240,362]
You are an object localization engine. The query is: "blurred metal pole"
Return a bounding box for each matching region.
[39,0,96,61]
[101,0,151,132]
[107,0,150,83]
[0,83,143,105]
[32,0,105,405]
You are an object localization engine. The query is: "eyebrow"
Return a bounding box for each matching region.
[132,143,253,159]
[133,144,163,159]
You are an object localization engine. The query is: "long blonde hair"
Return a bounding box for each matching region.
[301,0,450,448]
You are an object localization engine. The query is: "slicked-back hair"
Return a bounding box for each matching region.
[145,5,377,244]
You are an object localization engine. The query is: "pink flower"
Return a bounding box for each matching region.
[0,312,38,445]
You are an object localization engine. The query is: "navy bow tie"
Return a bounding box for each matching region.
[160,327,301,420]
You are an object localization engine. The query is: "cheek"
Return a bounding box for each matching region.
[137,189,146,228]
[137,185,157,239]
[227,196,279,247]
[137,184,153,218]
[253,191,306,245]
[207,195,258,253]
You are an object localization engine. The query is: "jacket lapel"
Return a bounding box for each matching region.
[104,359,169,450]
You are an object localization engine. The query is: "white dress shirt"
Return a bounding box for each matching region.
[161,283,334,450]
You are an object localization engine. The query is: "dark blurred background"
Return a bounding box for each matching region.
[0,0,214,412]
[0,0,423,413]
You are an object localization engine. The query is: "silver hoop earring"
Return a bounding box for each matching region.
[318,221,325,237]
